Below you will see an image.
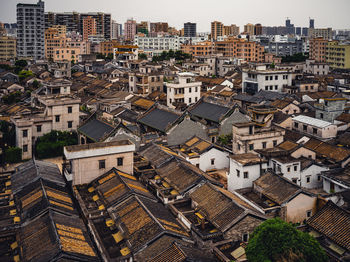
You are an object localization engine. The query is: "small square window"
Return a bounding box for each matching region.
[23,130,28,138]
[262,142,266,149]
[68,106,72,113]
[99,160,106,169]
[236,169,240,177]
[36,125,42,132]
[306,176,311,183]
[249,144,254,151]
[306,210,312,218]
[244,172,248,179]
[23,145,28,152]
[117,157,124,166]
[68,121,73,128]
[317,175,321,181]
[273,140,277,147]
[242,233,249,242]
[211,159,215,165]
[287,167,291,172]
[55,115,60,122]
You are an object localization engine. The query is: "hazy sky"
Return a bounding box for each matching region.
[1,0,350,32]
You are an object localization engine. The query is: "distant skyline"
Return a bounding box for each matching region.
[1,0,350,32]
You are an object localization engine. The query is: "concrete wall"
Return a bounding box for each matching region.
[167,117,209,146]
[199,148,229,172]
[285,193,317,223]
[71,151,134,185]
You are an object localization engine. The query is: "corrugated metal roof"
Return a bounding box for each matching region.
[292,115,333,128]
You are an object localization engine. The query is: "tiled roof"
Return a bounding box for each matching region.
[189,101,231,123]
[190,183,245,232]
[138,107,181,133]
[254,172,301,205]
[78,118,115,142]
[307,201,350,250]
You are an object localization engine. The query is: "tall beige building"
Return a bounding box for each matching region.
[244,23,255,35]
[224,24,240,36]
[309,37,328,62]
[45,27,67,59]
[83,16,97,41]
[211,21,223,40]
[0,36,16,60]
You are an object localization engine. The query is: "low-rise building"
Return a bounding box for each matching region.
[166,72,201,108]
[228,153,268,191]
[54,47,81,63]
[64,140,135,185]
[292,115,337,140]
[242,64,292,95]
[303,59,329,75]
[314,97,347,122]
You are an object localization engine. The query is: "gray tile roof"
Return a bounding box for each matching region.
[138,108,180,133]
[78,118,115,142]
[189,101,231,123]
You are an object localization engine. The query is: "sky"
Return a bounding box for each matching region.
[1,0,350,32]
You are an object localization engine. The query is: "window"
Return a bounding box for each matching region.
[287,166,291,172]
[270,76,273,80]
[189,87,192,93]
[275,75,278,80]
[23,145,28,152]
[117,157,124,166]
[306,210,312,218]
[238,144,241,151]
[249,144,254,150]
[265,76,269,81]
[249,126,253,135]
[242,233,249,242]
[99,160,106,169]
[320,113,323,119]
[22,129,28,138]
[236,169,240,177]
[196,163,199,168]
[292,178,298,184]
[68,106,72,113]
[273,140,277,147]
[189,97,192,103]
[265,86,268,90]
[294,122,299,128]
[55,115,60,122]
[306,176,311,183]
[294,165,298,171]
[211,159,215,165]
[36,125,42,132]
[244,172,249,179]
[68,121,73,128]
[195,86,198,92]
[303,125,307,131]
[313,128,317,135]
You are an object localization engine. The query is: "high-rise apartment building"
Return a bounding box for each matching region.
[124,19,137,41]
[45,12,111,39]
[326,41,350,69]
[224,24,240,36]
[309,18,315,29]
[17,0,45,60]
[111,20,122,39]
[308,28,332,40]
[309,37,328,62]
[244,23,255,35]
[137,21,149,35]
[254,24,263,35]
[211,21,223,41]
[45,27,67,59]
[0,36,16,60]
[83,16,97,41]
[150,22,168,33]
[184,22,196,37]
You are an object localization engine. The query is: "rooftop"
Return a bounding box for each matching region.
[292,115,333,128]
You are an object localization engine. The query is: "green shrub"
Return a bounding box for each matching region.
[5,147,22,163]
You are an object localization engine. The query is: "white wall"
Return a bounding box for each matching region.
[199,148,229,172]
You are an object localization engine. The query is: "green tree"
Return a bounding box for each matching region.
[15,59,28,68]
[138,53,147,60]
[35,130,78,159]
[18,70,33,82]
[246,218,327,262]
[4,147,22,163]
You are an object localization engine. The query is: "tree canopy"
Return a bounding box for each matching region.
[246,218,327,262]
[152,50,191,62]
[35,130,78,159]
[281,53,309,63]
